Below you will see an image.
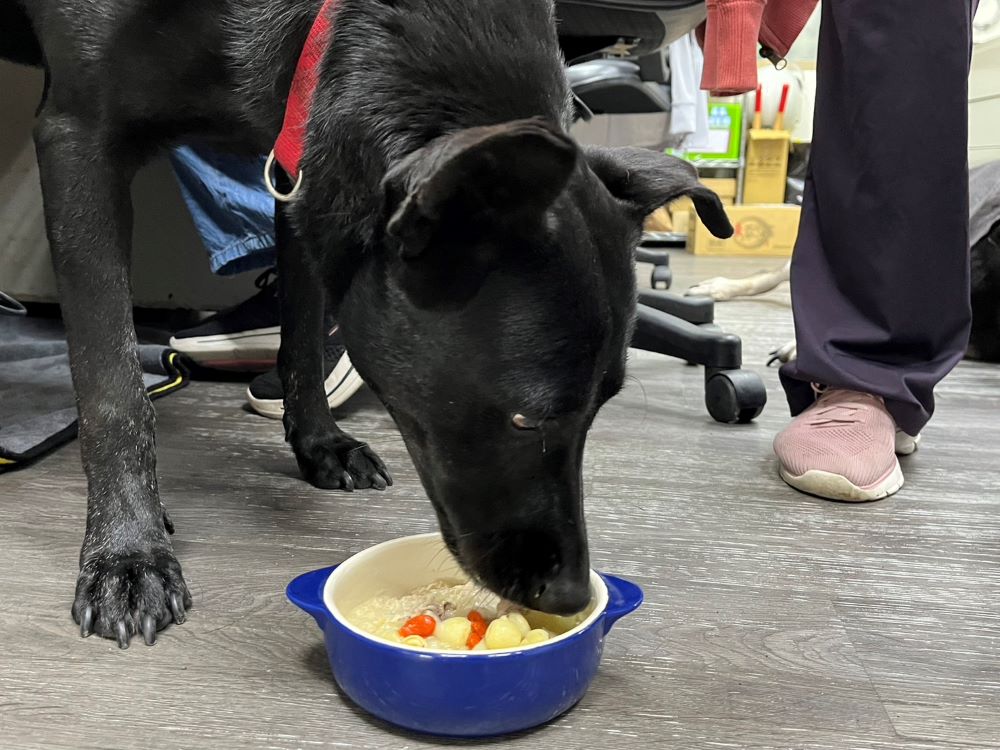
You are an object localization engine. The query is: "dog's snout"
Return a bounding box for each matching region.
[531,569,592,616]
[464,528,560,579]
[457,526,590,615]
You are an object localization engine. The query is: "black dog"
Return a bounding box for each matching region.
[2,0,731,648]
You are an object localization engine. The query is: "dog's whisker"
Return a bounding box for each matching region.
[626,373,650,428]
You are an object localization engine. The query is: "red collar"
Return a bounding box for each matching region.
[270,0,341,187]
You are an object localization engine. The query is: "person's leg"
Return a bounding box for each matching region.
[775,0,975,500]
[168,145,277,276]
[167,144,366,408]
[166,145,283,368]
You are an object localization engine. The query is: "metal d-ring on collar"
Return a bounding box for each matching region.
[264,150,304,203]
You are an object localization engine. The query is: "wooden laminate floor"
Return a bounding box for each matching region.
[2,253,999,750]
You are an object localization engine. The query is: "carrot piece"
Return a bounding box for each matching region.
[399,614,436,638]
[466,617,487,649]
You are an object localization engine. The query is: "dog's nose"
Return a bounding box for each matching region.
[532,567,592,615]
[454,525,592,614]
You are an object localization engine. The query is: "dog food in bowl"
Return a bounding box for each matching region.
[287,533,644,737]
[347,580,586,651]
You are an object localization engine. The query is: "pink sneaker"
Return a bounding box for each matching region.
[773,387,905,502]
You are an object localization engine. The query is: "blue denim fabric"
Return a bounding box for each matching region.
[168,145,276,276]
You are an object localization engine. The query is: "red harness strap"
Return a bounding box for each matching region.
[271,0,341,184]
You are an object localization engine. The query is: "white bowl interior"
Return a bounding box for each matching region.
[324,533,608,653]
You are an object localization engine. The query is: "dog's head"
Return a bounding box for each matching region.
[337,119,732,614]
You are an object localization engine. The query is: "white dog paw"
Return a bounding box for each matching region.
[767,340,797,366]
[686,277,744,301]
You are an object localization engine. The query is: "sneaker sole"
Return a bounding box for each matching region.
[246,357,366,420]
[778,459,904,503]
[169,327,281,370]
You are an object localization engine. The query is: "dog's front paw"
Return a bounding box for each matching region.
[294,434,393,492]
[767,340,798,366]
[73,547,191,648]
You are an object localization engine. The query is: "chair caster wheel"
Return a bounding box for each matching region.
[651,265,672,290]
[706,369,767,424]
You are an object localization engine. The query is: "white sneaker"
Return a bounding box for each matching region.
[246,326,365,419]
[169,269,280,371]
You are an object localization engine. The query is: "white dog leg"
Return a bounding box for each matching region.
[688,260,792,301]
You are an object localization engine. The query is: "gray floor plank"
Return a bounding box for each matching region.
[1,252,998,749]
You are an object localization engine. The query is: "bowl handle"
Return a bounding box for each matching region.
[600,574,644,634]
[286,566,338,628]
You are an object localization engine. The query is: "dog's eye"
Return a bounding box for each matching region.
[511,413,541,430]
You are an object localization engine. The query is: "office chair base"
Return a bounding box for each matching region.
[632,304,768,424]
[705,368,767,424]
[651,265,672,289]
[635,247,673,290]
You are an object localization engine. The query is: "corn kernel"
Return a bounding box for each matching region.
[522,629,551,646]
[484,616,523,649]
[506,612,531,637]
[437,617,473,648]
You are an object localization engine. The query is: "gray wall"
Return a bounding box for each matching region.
[0,62,257,309]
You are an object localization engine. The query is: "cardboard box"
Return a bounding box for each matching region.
[701,177,738,203]
[689,204,801,256]
[644,206,673,233]
[669,177,738,221]
[743,129,790,204]
[671,209,691,236]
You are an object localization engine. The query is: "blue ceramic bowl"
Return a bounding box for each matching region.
[287,533,643,737]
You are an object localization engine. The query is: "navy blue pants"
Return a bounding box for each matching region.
[780,0,977,436]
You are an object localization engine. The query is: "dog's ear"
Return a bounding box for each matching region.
[384,119,578,257]
[585,146,734,239]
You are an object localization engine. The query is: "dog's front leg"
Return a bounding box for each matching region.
[274,204,392,492]
[34,112,190,647]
